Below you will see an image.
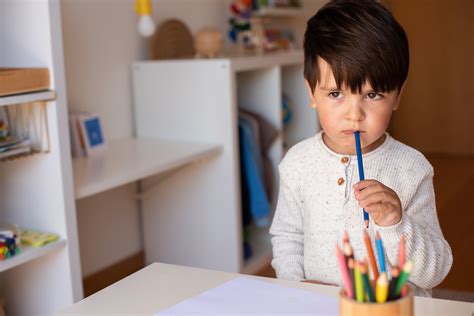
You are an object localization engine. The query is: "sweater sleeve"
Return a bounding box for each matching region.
[375,166,453,289]
[269,162,305,281]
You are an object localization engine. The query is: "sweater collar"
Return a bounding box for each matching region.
[315,130,393,162]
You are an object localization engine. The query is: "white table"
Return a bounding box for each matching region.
[58,263,474,316]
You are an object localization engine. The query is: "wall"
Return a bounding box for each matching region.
[61,0,326,277]
[385,0,474,155]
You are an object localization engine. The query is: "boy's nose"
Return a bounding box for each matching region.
[346,101,365,122]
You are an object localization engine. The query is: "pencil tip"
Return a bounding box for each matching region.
[343,230,349,242]
[364,220,369,229]
[376,231,381,239]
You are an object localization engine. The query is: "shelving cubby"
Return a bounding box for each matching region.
[0,1,83,314]
[132,50,319,275]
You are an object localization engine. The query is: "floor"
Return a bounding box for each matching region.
[254,155,474,303]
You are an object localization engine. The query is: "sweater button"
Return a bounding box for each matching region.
[341,157,349,164]
[337,177,345,185]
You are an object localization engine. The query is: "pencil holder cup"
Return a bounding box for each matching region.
[339,287,413,316]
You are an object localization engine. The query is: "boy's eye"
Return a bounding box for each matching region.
[328,91,344,99]
[367,92,383,100]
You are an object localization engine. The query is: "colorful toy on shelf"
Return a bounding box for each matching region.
[228,0,253,43]
[0,224,20,261]
[20,229,59,247]
[0,108,8,141]
[229,0,300,54]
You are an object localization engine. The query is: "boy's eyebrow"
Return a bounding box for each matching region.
[319,86,340,91]
[319,85,382,93]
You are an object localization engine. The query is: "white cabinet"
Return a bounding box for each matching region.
[132,50,319,274]
[0,0,82,314]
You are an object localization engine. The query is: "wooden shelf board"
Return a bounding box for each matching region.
[136,51,303,73]
[229,50,303,72]
[0,90,55,107]
[0,239,66,273]
[253,7,304,17]
[73,138,222,199]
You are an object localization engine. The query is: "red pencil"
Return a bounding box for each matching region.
[399,235,406,267]
[348,258,355,299]
[336,245,354,298]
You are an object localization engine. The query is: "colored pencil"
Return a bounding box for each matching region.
[360,259,375,302]
[335,233,414,303]
[363,230,379,281]
[376,272,389,303]
[401,284,409,297]
[354,261,364,303]
[354,131,369,228]
[389,266,400,300]
[375,232,386,273]
[347,258,356,300]
[399,235,406,267]
[343,238,354,263]
[343,231,350,244]
[398,236,408,297]
[342,231,352,259]
[336,245,354,299]
[394,261,413,297]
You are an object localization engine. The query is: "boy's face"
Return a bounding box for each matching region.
[306,58,403,155]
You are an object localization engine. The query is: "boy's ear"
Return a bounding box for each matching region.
[305,80,317,108]
[393,81,407,111]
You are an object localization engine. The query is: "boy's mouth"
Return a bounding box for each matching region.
[342,130,363,135]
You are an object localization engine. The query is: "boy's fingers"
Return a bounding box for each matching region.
[365,202,391,216]
[354,183,386,200]
[358,191,398,208]
[353,179,381,191]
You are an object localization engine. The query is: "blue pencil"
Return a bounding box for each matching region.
[376,231,387,273]
[354,131,370,228]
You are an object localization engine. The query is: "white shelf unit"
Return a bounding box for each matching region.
[0,239,66,273]
[132,50,319,275]
[0,90,56,107]
[73,138,222,199]
[0,1,83,315]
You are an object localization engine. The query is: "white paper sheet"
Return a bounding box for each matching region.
[156,277,338,315]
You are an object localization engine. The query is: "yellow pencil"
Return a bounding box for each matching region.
[376,272,389,303]
[354,261,364,303]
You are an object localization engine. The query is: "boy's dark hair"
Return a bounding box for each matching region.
[304,0,409,94]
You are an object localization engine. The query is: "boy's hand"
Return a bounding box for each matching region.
[353,180,402,227]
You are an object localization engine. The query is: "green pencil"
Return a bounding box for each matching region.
[394,261,413,297]
[360,260,375,302]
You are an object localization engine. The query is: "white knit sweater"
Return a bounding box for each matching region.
[270,131,452,297]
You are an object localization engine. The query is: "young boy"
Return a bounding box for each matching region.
[270,0,452,297]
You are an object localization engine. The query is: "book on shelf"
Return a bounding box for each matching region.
[69,111,106,158]
[0,140,31,160]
